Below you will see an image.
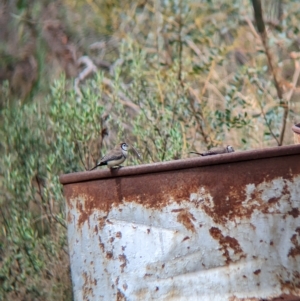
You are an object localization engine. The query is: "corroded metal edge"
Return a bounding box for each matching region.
[292,123,300,134]
[59,144,300,185]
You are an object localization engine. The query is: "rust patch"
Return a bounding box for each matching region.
[229,296,261,301]
[230,295,300,301]
[253,269,261,275]
[119,254,127,272]
[171,208,184,213]
[98,236,104,252]
[76,200,90,229]
[116,289,126,301]
[109,237,115,243]
[67,212,73,223]
[198,158,298,224]
[94,224,98,234]
[98,216,107,230]
[270,294,300,301]
[63,150,300,230]
[106,251,113,259]
[288,233,300,258]
[209,227,244,264]
[116,231,122,238]
[177,210,196,232]
[268,196,281,204]
[182,236,190,242]
[288,208,300,218]
[82,271,96,300]
[279,271,300,291]
[147,228,150,234]
[122,283,128,291]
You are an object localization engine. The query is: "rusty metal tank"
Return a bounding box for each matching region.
[60,145,300,301]
[292,123,300,144]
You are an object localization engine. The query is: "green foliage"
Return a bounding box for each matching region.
[0,77,108,300]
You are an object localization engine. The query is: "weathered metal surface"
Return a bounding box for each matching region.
[292,124,300,144]
[60,145,300,301]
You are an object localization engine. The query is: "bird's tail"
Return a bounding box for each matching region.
[90,162,104,171]
[189,151,204,156]
[90,165,98,171]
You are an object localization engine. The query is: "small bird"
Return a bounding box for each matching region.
[190,145,235,156]
[90,142,129,170]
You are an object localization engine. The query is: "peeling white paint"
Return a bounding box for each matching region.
[67,175,300,301]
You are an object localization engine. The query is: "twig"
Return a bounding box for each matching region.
[260,32,283,100]
[187,86,210,145]
[279,54,300,144]
[251,0,286,145]
[109,58,124,76]
[244,16,260,40]
[74,56,140,112]
[89,41,106,50]
[257,96,280,145]
[35,174,52,226]
[130,145,142,161]
[177,0,183,86]
[201,61,215,97]
[74,56,97,100]
[253,80,280,145]
[286,55,300,102]
[75,141,88,171]
[185,38,202,57]
[102,77,140,112]
[35,173,67,229]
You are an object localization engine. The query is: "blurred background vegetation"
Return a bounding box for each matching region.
[0,0,300,300]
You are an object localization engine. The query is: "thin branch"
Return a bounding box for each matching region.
[35,173,67,229]
[185,38,202,57]
[279,54,300,145]
[251,0,286,145]
[260,32,283,100]
[177,0,183,86]
[253,80,280,144]
[75,141,88,171]
[102,77,140,112]
[74,56,97,100]
[201,61,215,97]
[35,174,52,226]
[187,86,210,145]
[286,54,300,102]
[244,16,261,40]
[257,97,280,145]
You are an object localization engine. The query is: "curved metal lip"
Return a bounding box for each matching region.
[292,123,300,134]
[59,144,300,185]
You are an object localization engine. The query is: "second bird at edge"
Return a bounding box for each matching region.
[190,145,235,156]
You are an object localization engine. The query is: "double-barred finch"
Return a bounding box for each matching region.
[90,142,129,170]
[190,145,234,156]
